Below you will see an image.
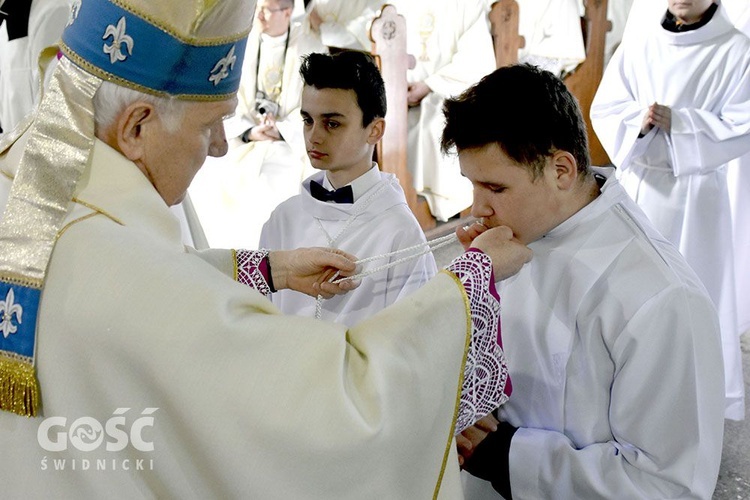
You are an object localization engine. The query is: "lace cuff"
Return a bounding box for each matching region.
[235,249,272,298]
[446,249,511,434]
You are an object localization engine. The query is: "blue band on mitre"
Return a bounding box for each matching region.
[0,283,40,360]
[61,0,248,98]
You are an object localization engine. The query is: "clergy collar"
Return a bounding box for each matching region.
[537,167,618,242]
[321,163,380,203]
[658,2,734,45]
[663,2,718,33]
[260,29,290,46]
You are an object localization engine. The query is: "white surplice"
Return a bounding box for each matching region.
[259,166,437,327]
[0,137,477,499]
[188,21,325,249]
[590,3,750,420]
[463,169,724,499]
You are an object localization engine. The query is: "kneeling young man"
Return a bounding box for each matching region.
[450,64,724,499]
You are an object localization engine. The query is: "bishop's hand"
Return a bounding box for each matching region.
[268,248,359,298]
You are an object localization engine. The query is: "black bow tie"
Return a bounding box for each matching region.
[310,180,354,204]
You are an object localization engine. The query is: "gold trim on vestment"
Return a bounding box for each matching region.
[1,169,124,227]
[433,270,473,499]
[110,0,251,46]
[0,352,41,417]
[0,58,100,282]
[57,212,105,242]
[0,272,43,290]
[232,249,239,282]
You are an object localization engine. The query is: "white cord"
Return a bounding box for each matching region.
[314,232,460,319]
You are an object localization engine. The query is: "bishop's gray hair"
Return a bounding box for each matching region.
[93,81,187,135]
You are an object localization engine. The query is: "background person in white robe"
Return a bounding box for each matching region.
[514,0,586,76]
[604,0,636,65]
[723,0,750,336]
[391,0,495,222]
[0,0,532,496]
[260,51,437,327]
[590,0,750,420]
[446,64,725,499]
[189,0,325,249]
[304,0,381,50]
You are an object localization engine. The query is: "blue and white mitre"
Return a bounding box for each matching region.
[0,0,257,417]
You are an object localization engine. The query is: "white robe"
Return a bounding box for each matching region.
[0,137,478,499]
[463,169,725,499]
[0,0,70,134]
[724,0,750,334]
[188,21,325,249]
[604,0,636,66]
[259,168,437,327]
[590,4,750,420]
[389,0,495,221]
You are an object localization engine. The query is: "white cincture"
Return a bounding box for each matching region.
[314,232,459,319]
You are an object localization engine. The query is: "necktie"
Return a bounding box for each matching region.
[310,180,354,204]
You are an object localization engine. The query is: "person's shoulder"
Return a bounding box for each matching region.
[727,27,750,52]
[598,193,710,297]
[265,192,308,222]
[290,20,326,51]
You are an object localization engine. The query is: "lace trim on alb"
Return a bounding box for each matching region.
[236,249,272,298]
[447,251,510,434]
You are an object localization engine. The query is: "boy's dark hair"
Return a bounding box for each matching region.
[441,64,590,179]
[299,51,387,127]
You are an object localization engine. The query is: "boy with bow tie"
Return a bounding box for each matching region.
[259,51,436,326]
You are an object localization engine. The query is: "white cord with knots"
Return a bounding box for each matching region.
[313,231,462,319]
[313,218,488,319]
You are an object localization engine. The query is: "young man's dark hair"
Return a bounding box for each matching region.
[441,64,590,180]
[299,50,387,127]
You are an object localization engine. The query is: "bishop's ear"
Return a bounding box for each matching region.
[114,102,157,162]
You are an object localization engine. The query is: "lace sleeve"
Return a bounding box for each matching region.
[234,249,272,298]
[446,249,511,434]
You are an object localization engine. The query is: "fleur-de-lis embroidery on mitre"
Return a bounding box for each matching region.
[209,45,237,86]
[0,288,23,339]
[102,17,134,64]
[67,0,82,27]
